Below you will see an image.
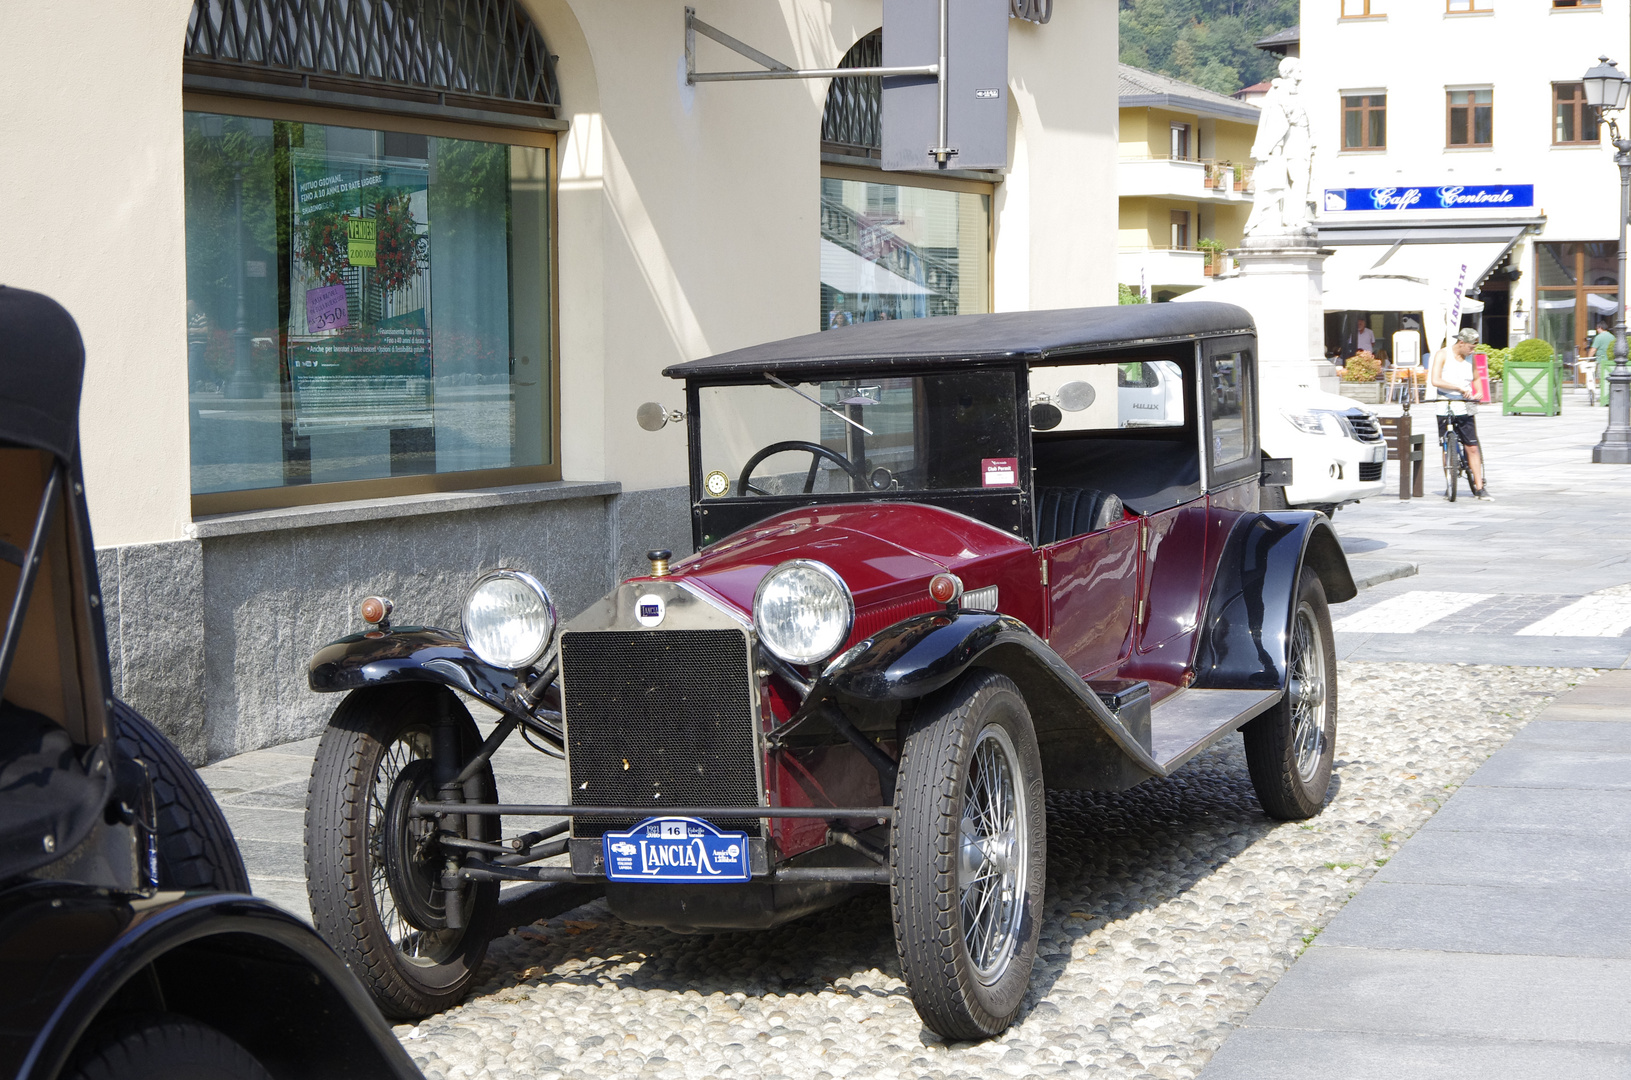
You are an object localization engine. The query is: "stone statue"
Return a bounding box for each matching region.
[1245,57,1315,242]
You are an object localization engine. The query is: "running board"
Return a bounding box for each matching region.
[1149,688,1282,774]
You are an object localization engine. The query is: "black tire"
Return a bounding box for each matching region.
[1260,485,1289,511]
[111,701,250,893]
[1444,430,1460,502]
[1242,567,1338,820]
[65,1013,272,1080]
[891,671,1046,1040]
[305,685,498,1019]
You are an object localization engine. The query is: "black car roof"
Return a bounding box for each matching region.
[663,302,1255,380]
[0,286,85,462]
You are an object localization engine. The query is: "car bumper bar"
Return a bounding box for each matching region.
[412,801,896,822]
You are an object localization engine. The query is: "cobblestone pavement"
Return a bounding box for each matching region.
[395,661,1594,1080]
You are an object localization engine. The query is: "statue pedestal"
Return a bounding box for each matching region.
[1225,235,1340,395]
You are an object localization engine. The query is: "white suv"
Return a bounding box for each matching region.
[1259,386,1388,513]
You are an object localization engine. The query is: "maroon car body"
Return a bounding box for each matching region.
[306,302,1355,1039]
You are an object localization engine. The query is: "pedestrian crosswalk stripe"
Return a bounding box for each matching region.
[1330,591,1494,634]
[1515,583,1631,637]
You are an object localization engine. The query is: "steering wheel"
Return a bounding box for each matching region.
[736,440,868,496]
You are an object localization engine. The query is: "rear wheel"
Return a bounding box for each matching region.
[305,685,498,1019]
[111,702,249,893]
[1243,568,1337,820]
[65,1013,271,1080]
[1443,427,1461,502]
[892,672,1045,1040]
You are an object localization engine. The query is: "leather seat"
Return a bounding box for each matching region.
[1035,487,1125,545]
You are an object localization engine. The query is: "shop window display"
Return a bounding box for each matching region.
[184,111,553,504]
[1535,241,1618,360]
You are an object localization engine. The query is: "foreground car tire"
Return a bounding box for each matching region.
[305,685,499,1019]
[112,702,250,893]
[65,1013,272,1080]
[1243,567,1338,820]
[891,671,1046,1040]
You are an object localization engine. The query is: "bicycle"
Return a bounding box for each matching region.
[1438,393,1477,502]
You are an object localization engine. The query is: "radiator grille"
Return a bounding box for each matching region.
[1346,411,1384,443]
[560,629,761,838]
[1359,460,1384,481]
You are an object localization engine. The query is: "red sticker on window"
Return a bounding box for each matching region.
[982,457,1019,487]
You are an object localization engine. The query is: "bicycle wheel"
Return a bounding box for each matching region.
[1443,428,1460,502]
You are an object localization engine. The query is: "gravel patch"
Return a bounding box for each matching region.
[396,662,1597,1080]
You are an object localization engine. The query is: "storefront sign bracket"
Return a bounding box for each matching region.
[685,5,959,167]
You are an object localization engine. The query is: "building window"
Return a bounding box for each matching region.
[1341,0,1382,16]
[819,169,991,330]
[1552,0,1601,8]
[1448,89,1494,147]
[1447,0,1492,11]
[184,108,556,507]
[1170,211,1191,251]
[1170,124,1192,161]
[1342,94,1387,150]
[1536,242,1618,359]
[1554,82,1600,144]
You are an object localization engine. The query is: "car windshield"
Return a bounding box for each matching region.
[697,370,1020,498]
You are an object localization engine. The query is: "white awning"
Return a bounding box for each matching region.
[1321,240,1509,315]
[819,239,933,297]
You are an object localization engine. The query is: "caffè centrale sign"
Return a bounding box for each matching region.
[1323,184,1535,212]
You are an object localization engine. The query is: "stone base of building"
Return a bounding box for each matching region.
[97,482,691,764]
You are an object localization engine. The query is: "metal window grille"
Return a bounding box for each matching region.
[185,0,559,116]
[820,30,881,156]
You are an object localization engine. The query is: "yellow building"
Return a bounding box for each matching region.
[1118,65,1259,301]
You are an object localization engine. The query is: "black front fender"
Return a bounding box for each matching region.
[813,613,1163,791]
[308,626,520,715]
[1192,511,1355,692]
[4,883,420,1080]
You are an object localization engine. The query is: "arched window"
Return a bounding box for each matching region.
[818,31,992,333]
[185,0,560,126]
[182,0,561,513]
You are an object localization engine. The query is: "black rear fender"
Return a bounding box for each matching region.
[307,626,520,716]
[1192,511,1355,692]
[816,613,1161,791]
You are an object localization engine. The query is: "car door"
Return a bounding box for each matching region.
[1044,518,1140,680]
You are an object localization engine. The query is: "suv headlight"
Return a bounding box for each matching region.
[462,569,557,670]
[753,560,854,667]
[1282,409,1350,438]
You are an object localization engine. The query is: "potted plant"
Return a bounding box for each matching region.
[1502,338,1560,416]
[1233,163,1247,191]
[1341,351,1383,403]
[1197,237,1226,277]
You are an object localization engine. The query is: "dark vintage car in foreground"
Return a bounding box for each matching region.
[0,288,422,1080]
[304,302,1354,1039]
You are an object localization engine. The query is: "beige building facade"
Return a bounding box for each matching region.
[0,1,1117,760]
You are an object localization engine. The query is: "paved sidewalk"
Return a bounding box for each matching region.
[1200,666,1631,1077]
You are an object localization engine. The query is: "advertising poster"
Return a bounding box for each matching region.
[287,149,433,436]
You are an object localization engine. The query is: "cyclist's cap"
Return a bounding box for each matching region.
[1455,328,1480,344]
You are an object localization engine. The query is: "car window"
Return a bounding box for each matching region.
[1207,350,1249,466]
[1029,360,1186,432]
[696,370,1019,498]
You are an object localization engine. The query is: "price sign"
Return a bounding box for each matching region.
[347,217,376,267]
[305,284,350,333]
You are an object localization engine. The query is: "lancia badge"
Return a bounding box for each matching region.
[635,592,666,627]
[704,470,730,497]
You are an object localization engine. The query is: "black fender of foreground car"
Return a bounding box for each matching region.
[1192,510,1356,693]
[308,626,520,713]
[1,881,422,1080]
[814,612,1164,791]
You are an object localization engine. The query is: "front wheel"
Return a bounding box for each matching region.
[1243,567,1338,820]
[305,685,498,1019]
[892,671,1046,1040]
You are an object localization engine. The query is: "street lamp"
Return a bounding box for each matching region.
[1583,56,1631,462]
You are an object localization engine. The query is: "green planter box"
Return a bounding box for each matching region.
[1503,360,1561,416]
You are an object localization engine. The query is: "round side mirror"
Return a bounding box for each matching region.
[1057,381,1095,412]
[1030,402,1063,431]
[637,402,672,431]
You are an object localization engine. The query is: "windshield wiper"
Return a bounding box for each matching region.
[763,372,874,435]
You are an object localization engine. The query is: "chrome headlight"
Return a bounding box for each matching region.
[753,560,855,667]
[1282,409,1350,438]
[461,569,557,670]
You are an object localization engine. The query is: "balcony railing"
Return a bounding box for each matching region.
[1118,155,1253,193]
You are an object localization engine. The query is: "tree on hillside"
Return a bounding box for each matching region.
[1119,0,1297,96]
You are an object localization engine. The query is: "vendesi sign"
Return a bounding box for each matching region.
[1323,185,1534,212]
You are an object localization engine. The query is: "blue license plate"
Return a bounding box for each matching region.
[601,817,751,883]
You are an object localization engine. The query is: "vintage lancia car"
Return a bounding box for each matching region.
[0,287,422,1080]
[304,302,1354,1039]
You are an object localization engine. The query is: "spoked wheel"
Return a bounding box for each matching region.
[892,671,1045,1040]
[1443,430,1461,502]
[1243,567,1338,820]
[305,685,498,1019]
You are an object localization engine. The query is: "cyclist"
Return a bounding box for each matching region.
[1429,327,1492,500]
